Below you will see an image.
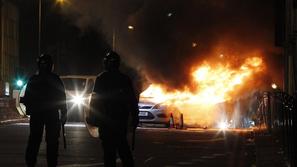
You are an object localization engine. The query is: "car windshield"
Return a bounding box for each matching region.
[62,78,87,91]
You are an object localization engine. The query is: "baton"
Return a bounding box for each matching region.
[131,128,136,151]
[62,123,66,149]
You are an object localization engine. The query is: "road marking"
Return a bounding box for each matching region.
[191,159,204,162]
[144,156,155,164]
[13,123,29,126]
[200,156,215,159]
[59,162,104,167]
[212,153,226,157]
[184,137,224,143]
[13,123,86,127]
[177,161,194,165]
[65,123,86,127]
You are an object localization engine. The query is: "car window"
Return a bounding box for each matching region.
[62,78,87,91]
[139,105,153,109]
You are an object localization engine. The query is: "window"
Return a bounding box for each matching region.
[62,78,87,91]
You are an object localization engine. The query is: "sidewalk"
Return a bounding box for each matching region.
[254,132,288,167]
[0,99,28,125]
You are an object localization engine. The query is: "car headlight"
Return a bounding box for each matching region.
[71,95,84,105]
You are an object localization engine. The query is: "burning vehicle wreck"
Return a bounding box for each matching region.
[139,56,266,129]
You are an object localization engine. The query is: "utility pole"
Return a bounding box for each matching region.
[38,0,42,57]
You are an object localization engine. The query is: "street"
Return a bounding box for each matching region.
[0,123,255,167]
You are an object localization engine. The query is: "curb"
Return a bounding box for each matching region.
[0,117,29,125]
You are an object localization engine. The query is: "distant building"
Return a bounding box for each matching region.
[0,0,19,97]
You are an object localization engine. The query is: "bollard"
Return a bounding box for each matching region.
[169,113,175,128]
[178,113,184,129]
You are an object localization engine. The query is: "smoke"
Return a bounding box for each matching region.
[61,0,281,91]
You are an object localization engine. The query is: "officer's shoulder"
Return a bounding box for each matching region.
[49,73,63,82]
[120,72,131,80]
[49,73,60,78]
[28,74,39,81]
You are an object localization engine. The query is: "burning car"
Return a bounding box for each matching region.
[138,101,181,128]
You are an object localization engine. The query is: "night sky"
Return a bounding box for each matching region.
[19,0,110,76]
[18,0,282,91]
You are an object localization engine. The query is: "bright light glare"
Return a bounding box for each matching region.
[56,0,65,3]
[17,80,24,87]
[218,121,228,130]
[72,95,84,105]
[128,25,134,30]
[56,0,69,6]
[192,42,197,47]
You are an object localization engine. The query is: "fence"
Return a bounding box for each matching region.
[257,91,297,167]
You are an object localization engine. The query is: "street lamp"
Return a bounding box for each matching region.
[56,0,65,3]
[271,83,278,89]
[112,25,135,51]
[16,80,24,87]
[128,25,134,30]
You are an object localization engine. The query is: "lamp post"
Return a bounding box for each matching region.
[38,0,66,57]
[38,0,42,57]
[112,25,134,51]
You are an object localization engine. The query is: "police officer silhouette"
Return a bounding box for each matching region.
[23,54,67,167]
[92,51,139,167]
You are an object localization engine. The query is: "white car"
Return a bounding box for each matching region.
[60,75,96,122]
[16,75,97,122]
[138,101,181,127]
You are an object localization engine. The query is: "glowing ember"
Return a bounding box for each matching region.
[140,56,264,127]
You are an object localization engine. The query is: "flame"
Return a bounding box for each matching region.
[140,56,264,126]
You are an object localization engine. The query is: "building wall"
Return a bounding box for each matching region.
[276,0,297,94]
[0,0,19,97]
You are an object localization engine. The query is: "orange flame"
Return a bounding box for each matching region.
[140,56,264,126]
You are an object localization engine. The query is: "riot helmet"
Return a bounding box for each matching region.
[103,51,121,71]
[37,54,53,74]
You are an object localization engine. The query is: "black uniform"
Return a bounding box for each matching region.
[23,72,67,167]
[93,70,139,167]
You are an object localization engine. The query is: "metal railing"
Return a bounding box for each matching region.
[257,91,297,167]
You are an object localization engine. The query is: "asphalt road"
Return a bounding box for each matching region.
[0,123,255,167]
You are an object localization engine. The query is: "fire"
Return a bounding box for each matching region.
[140,56,264,126]
[141,57,263,105]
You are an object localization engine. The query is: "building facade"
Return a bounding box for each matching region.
[276,0,297,94]
[0,0,19,97]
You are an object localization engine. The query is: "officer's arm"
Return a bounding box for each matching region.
[93,75,104,94]
[57,77,67,123]
[23,77,34,114]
